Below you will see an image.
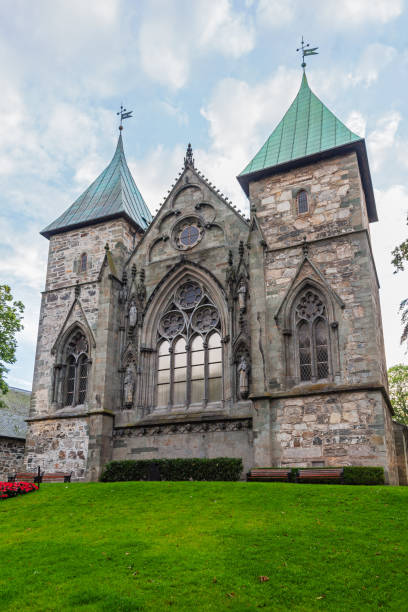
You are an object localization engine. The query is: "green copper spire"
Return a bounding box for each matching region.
[240,72,361,178]
[41,134,152,239]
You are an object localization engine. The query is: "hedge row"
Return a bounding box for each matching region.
[101,460,385,485]
[342,466,385,485]
[293,466,385,485]
[100,458,243,482]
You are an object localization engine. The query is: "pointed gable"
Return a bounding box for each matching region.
[238,72,378,222]
[41,134,152,239]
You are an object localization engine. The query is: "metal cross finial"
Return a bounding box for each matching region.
[117,104,133,131]
[296,36,319,69]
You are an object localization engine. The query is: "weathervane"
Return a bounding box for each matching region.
[296,36,318,69]
[117,105,133,131]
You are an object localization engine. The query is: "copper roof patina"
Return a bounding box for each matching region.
[41,134,152,238]
[238,72,377,222]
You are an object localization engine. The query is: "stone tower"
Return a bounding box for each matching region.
[238,72,398,481]
[24,70,403,484]
[25,134,152,480]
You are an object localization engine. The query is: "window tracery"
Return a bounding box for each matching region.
[156,280,222,407]
[63,330,89,406]
[294,288,330,382]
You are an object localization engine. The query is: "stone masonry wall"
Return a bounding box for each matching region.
[0,437,25,480]
[112,422,253,477]
[25,418,89,480]
[249,152,388,390]
[274,390,398,483]
[30,218,138,418]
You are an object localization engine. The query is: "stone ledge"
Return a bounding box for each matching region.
[261,383,393,413]
[26,409,114,423]
[113,417,252,437]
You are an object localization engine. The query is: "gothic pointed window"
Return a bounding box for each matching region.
[156,280,223,407]
[63,330,89,406]
[294,288,330,382]
[297,190,308,214]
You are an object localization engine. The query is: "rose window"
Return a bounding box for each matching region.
[160,311,185,337]
[174,217,203,250]
[176,282,202,309]
[192,305,219,332]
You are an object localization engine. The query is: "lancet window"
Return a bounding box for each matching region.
[63,330,89,406]
[294,288,329,382]
[297,190,308,214]
[156,280,223,407]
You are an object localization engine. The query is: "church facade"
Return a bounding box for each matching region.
[25,72,405,484]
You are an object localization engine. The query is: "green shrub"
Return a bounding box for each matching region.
[100,457,243,482]
[343,466,385,485]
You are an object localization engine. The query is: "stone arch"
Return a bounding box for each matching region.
[142,262,228,348]
[52,322,93,408]
[282,279,340,386]
[140,262,231,410]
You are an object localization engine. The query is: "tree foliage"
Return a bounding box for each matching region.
[388,364,408,425]
[0,285,24,405]
[392,215,408,345]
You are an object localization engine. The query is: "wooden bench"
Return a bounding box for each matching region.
[297,468,343,483]
[8,468,72,485]
[247,468,292,482]
[8,467,43,486]
[42,472,72,483]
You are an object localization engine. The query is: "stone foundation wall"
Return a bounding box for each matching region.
[24,418,89,480]
[112,419,253,478]
[0,437,25,480]
[273,390,398,483]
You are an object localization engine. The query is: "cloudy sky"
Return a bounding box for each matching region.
[1,0,407,390]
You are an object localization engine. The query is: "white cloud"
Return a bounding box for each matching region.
[367,111,402,170]
[350,44,397,86]
[256,0,295,27]
[160,101,189,126]
[200,67,299,208]
[129,144,185,212]
[320,0,404,25]
[371,184,408,366]
[346,111,367,137]
[138,0,254,89]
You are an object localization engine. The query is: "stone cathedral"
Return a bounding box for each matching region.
[25,71,406,484]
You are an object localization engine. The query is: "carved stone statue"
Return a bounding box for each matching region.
[128,302,137,328]
[238,356,250,399]
[123,366,135,407]
[238,280,247,312]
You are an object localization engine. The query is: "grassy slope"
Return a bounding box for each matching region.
[0,482,407,611]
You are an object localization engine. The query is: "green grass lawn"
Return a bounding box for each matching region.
[1,482,407,611]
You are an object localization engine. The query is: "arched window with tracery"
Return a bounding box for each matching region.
[156,280,223,407]
[297,190,308,214]
[294,288,330,382]
[63,330,89,406]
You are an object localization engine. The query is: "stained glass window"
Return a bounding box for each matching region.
[180,225,199,246]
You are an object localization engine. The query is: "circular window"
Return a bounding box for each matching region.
[159,310,185,337]
[180,225,199,246]
[174,218,203,250]
[192,305,219,332]
[176,282,202,309]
